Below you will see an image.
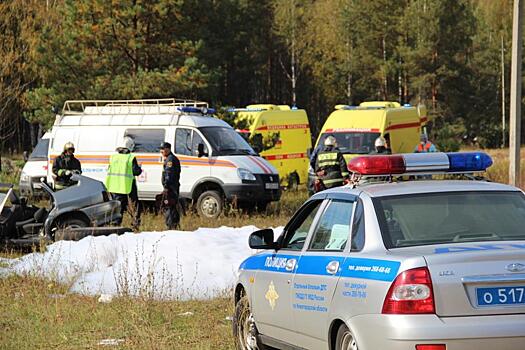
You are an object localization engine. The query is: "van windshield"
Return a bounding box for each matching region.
[29,139,50,160]
[319,132,380,154]
[199,127,257,156]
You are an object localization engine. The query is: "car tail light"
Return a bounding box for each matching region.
[415,345,446,350]
[382,267,435,314]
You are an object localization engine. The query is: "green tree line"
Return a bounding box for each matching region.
[0,0,516,153]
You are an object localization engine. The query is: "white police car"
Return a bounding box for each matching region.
[233,152,525,350]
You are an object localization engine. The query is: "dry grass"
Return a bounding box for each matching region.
[123,188,309,232]
[0,275,235,350]
[483,148,525,188]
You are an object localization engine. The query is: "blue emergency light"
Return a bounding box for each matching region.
[178,106,216,115]
[348,152,493,176]
[447,152,493,172]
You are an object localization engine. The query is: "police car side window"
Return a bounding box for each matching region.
[175,128,192,156]
[281,201,322,251]
[309,200,354,251]
[351,199,365,251]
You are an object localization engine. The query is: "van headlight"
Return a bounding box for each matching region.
[20,173,29,182]
[238,168,256,181]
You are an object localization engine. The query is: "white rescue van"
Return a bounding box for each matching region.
[19,132,51,196]
[47,99,281,218]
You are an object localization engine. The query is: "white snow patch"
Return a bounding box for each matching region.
[3,226,283,300]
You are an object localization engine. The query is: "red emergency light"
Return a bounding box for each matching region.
[348,155,405,175]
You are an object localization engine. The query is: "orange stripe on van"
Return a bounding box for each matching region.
[255,124,309,131]
[49,154,237,168]
[385,121,422,131]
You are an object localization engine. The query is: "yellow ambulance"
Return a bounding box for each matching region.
[229,104,312,188]
[314,101,429,159]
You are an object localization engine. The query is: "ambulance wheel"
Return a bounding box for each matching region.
[196,190,223,219]
[233,295,268,350]
[288,172,299,191]
[335,324,358,350]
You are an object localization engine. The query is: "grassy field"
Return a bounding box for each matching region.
[0,275,235,350]
[1,149,524,349]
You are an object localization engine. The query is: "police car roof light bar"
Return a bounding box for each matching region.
[348,152,493,176]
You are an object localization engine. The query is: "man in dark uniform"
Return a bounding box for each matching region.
[160,142,181,229]
[52,142,82,190]
[313,135,349,192]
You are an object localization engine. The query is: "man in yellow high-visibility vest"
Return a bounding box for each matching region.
[105,136,142,231]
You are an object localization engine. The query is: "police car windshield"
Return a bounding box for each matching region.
[319,132,380,154]
[199,127,257,156]
[374,191,525,249]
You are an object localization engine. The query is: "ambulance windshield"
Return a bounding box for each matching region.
[319,132,380,154]
[200,127,257,156]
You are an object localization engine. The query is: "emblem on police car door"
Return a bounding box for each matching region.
[265,281,279,310]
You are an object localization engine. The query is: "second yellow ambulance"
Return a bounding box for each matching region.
[229,104,312,189]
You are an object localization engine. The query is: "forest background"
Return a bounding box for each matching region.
[0,0,516,153]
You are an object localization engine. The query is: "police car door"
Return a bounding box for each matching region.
[251,199,325,343]
[291,197,356,350]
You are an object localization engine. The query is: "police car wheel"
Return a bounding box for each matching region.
[196,190,223,219]
[233,295,267,350]
[335,324,358,350]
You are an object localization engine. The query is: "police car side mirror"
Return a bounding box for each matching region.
[249,229,277,250]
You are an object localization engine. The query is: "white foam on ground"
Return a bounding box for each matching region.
[2,226,283,300]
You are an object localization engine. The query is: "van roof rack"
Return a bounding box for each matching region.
[62,98,209,115]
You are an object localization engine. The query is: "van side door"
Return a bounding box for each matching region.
[174,128,211,199]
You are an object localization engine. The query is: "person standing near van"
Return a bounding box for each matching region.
[105,136,142,231]
[313,136,349,192]
[160,142,181,229]
[52,142,82,190]
[414,134,437,153]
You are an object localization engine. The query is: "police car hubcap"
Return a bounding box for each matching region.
[240,313,258,349]
[341,331,358,350]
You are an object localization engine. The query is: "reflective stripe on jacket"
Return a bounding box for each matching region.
[105,153,135,194]
[314,147,349,189]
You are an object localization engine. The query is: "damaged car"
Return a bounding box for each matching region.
[1,174,124,247]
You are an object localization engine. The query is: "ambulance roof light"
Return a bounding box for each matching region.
[348,152,493,176]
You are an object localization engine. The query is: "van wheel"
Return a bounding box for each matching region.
[288,173,299,191]
[196,190,223,219]
[336,324,358,350]
[233,295,268,350]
